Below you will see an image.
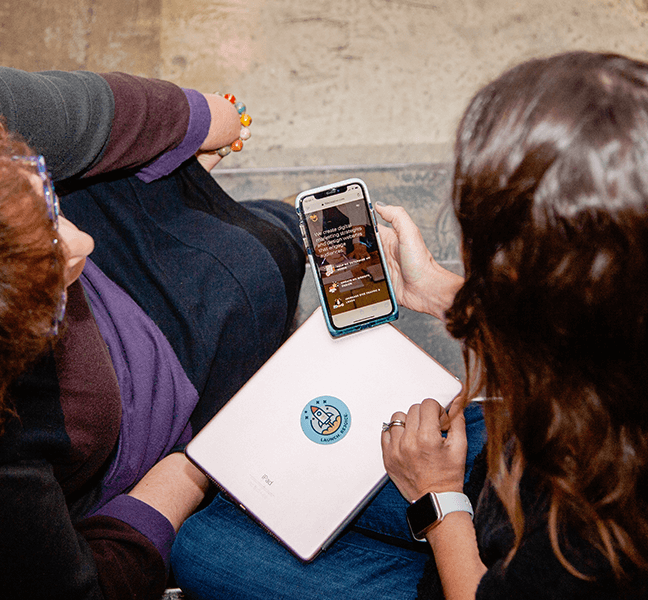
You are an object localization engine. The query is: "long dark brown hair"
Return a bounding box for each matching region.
[0,123,66,432]
[446,51,648,578]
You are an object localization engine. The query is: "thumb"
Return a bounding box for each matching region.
[375,204,418,239]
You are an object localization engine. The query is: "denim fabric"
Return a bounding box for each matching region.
[171,404,485,599]
[172,496,430,600]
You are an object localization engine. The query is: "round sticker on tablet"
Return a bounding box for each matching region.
[301,396,351,445]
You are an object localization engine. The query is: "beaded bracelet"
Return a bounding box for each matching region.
[215,93,252,157]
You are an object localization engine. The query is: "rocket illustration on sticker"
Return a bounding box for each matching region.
[310,405,335,428]
[301,396,351,444]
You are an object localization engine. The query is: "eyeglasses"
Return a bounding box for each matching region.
[11,154,66,336]
[17,155,60,229]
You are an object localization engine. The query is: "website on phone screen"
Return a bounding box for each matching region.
[303,184,394,328]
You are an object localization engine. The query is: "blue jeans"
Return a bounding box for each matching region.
[171,404,485,600]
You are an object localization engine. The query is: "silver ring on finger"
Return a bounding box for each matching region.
[382,419,406,433]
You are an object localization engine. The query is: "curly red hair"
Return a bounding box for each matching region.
[0,122,65,432]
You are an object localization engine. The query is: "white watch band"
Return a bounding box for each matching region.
[434,491,474,520]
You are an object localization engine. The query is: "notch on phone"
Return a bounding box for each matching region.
[314,185,348,199]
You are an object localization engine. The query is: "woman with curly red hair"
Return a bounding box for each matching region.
[0,127,66,429]
[0,67,304,600]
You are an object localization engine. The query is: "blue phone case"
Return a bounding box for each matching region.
[295,178,399,337]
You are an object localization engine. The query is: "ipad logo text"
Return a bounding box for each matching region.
[262,474,274,486]
[301,396,351,445]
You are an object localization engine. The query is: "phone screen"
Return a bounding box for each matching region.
[300,182,396,331]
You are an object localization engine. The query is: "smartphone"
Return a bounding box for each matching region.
[295,178,398,337]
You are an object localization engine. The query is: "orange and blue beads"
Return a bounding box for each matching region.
[216,93,252,156]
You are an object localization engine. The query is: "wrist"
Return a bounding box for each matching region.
[423,262,464,321]
[206,93,252,157]
[425,509,474,540]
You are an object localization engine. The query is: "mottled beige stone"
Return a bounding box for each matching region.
[0,0,161,75]
[2,0,648,168]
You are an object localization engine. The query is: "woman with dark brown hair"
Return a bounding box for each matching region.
[379,50,648,598]
[170,51,648,600]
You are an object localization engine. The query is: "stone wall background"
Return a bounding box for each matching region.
[2,0,648,168]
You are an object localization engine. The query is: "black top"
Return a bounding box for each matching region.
[416,452,648,599]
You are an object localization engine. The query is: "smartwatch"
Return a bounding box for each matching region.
[406,492,474,541]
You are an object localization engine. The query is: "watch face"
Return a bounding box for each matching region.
[406,493,440,540]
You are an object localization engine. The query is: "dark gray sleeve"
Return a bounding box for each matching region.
[0,67,114,181]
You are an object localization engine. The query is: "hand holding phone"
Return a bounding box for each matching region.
[295,178,399,337]
[375,203,465,321]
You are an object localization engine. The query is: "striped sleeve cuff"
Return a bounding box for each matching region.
[92,494,176,568]
[136,88,211,183]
